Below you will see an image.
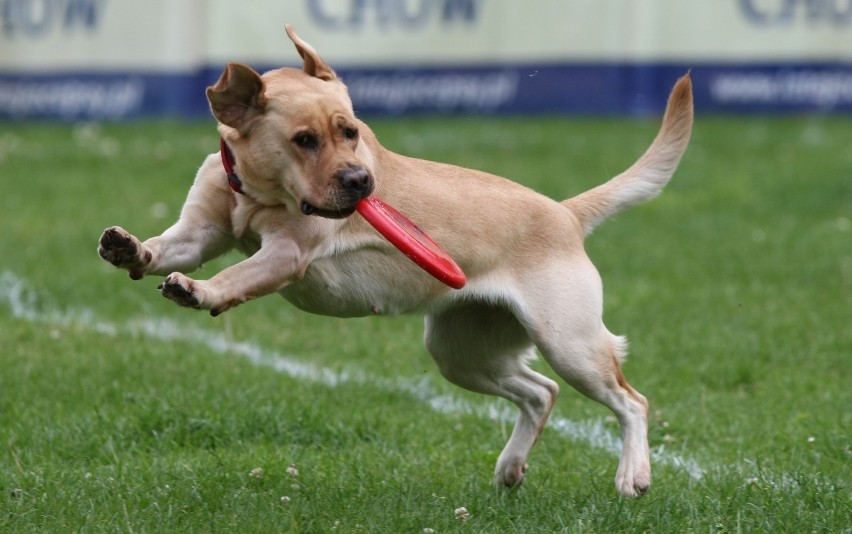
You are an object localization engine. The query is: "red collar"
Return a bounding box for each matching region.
[219,138,244,194]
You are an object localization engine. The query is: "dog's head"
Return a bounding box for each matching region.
[206,25,374,218]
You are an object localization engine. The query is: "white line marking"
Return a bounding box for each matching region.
[1,271,708,479]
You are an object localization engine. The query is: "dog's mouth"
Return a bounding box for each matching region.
[300,201,358,219]
[300,172,374,219]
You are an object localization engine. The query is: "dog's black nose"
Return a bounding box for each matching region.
[337,167,370,191]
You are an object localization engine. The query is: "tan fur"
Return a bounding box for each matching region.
[98,25,693,497]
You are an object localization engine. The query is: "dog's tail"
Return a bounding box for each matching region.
[562,73,693,236]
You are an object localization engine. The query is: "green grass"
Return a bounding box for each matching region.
[1,114,850,532]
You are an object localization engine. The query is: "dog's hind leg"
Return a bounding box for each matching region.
[520,259,651,497]
[424,303,559,488]
[542,330,650,497]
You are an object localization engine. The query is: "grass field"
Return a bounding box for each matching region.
[1,113,850,532]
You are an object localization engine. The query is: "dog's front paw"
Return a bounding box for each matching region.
[159,273,201,309]
[98,226,151,279]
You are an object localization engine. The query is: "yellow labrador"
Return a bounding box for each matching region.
[98,25,693,496]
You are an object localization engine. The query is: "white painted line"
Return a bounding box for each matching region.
[2,270,706,480]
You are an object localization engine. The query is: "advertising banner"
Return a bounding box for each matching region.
[1,0,851,119]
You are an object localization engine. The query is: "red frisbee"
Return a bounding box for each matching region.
[355,196,466,289]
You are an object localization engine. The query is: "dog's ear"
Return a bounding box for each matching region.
[206,63,268,132]
[285,24,336,81]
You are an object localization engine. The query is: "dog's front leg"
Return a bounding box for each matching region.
[99,161,237,280]
[158,235,306,316]
[99,223,234,280]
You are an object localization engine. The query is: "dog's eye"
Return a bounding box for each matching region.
[343,127,358,141]
[293,133,319,150]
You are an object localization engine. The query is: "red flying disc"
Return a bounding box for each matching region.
[355,196,466,289]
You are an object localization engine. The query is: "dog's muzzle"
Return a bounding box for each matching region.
[300,166,374,218]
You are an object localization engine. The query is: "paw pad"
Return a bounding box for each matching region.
[160,276,200,308]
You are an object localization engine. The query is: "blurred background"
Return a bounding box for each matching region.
[2,0,852,120]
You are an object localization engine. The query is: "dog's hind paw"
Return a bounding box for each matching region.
[159,273,201,309]
[493,460,528,489]
[615,466,651,497]
[98,226,151,279]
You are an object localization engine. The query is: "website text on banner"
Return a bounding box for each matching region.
[1,0,850,119]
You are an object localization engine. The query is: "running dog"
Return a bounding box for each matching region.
[98,25,693,496]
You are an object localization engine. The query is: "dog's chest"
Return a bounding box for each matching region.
[279,247,443,318]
